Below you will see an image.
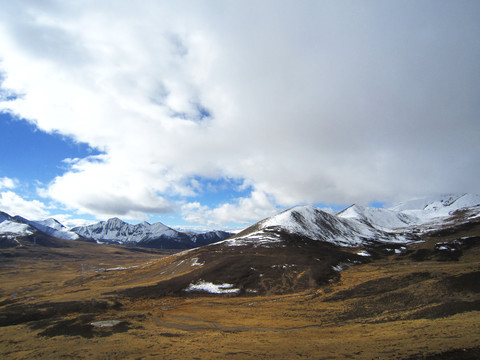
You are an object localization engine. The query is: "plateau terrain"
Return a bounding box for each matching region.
[1,194,479,359]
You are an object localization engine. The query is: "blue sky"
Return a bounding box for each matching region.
[0,113,97,185]
[0,1,479,230]
[0,113,347,228]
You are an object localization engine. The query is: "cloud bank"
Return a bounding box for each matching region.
[0,1,479,225]
[0,176,49,219]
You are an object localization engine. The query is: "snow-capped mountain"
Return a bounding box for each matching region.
[338,193,480,232]
[0,219,35,237]
[388,193,480,223]
[225,205,409,248]
[190,230,234,246]
[0,209,233,249]
[389,193,480,212]
[221,193,480,248]
[139,193,479,297]
[71,218,233,249]
[34,218,67,231]
[2,193,478,251]
[337,205,418,231]
[0,210,13,223]
[71,218,179,243]
[0,211,39,238]
[13,215,80,241]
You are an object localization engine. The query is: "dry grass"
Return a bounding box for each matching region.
[1,231,480,359]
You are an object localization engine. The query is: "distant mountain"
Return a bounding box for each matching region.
[0,210,14,223]
[72,218,176,243]
[0,211,38,241]
[0,212,233,249]
[389,193,480,212]
[13,215,80,241]
[2,193,479,252]
[388,193,480,220]
[0,219,35,237]
[338,193,480,232]
[71,218,232,249]
[190,230,234,247]
[121,193,480,297]
[34,218,67,231]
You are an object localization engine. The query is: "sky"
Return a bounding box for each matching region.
[0,0,479,230]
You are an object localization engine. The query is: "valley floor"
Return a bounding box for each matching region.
[1,232,480,359]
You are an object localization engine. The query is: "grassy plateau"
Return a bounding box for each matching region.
[1,221,479,359]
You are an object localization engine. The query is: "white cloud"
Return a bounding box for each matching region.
[48,214,96,229]
[0,1,479,223]
[182,190,278,226]
[0,177,17,190]
[0,191,49,219]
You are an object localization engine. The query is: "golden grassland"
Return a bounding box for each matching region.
[1,232,479,359]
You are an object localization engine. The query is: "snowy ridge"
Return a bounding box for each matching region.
[1,193,478,248]
[0,211,13,223]
[389,193,480,214]
[338,193,480,232]
[261,206,377,246]
[71,218,233,247]
[0,209,232,248]
[0,220,35,236]
[226,205,407,248]
[337,205,418,231]
[71,218,179,243]
[13,216,80,241]
[224,194,480,248]
[35,218,67,231]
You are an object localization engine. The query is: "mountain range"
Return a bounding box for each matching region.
[1,193,479,253]
[118,193,480,297]
[0,211,232,249]
[2,193,480,359]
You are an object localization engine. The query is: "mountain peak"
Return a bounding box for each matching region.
[336,204,364,217]
[229,203,389,247]
[389,193,469,212]
[36,218,66,230]
[106,217,125,223]
[0,210,14,223]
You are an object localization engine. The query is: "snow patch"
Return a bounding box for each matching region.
[185,281,240,294]
[221,230,282,247]
[90,320,121,327]
[190,258,204,267]
[356,250,371,257]
[332,263,351,272]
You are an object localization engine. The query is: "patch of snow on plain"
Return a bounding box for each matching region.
[185,281,240,294]
[105,266,128,271]
[101,265,139,272]
[90,320,121,327]
[356,250,371,257]
[190,258,204,266]
[332,263,351,272]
